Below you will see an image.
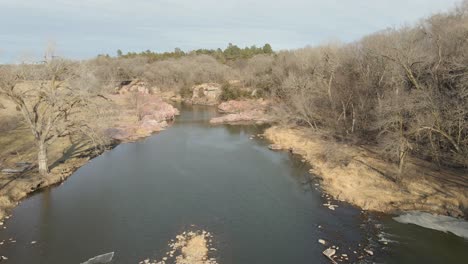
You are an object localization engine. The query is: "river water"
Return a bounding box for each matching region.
[0,104,466,263]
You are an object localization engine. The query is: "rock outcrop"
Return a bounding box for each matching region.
[116,80,159,95]
[107,95,179,142]
[210,99,273,125]
[190,83,222,106]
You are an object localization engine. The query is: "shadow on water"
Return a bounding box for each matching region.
[0,103,465,264]
[374,215,468,264]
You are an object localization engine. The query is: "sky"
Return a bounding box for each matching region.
[0,0,462,62]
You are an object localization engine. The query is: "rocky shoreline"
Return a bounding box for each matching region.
[264,126,468,219]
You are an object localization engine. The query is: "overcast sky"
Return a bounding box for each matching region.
[0,0,462,62]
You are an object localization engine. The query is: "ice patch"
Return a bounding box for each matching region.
[394,211,468,239]
[80,252,114,264]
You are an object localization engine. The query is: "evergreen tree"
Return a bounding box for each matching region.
[262,43,273,54]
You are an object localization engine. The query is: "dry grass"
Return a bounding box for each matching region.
[0,95,105,219]
[0,120,96,219]
[0,91,177,220]
[264,126,468,218]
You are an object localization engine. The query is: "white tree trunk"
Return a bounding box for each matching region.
[38,141,49,176]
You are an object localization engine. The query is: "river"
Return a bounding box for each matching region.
[0,104,466,263]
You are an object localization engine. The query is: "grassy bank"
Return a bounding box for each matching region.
[264,126,468,218]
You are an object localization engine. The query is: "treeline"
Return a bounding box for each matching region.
[265,5,468,172]
[87,3,468,173]
[87,54,234,91]
[113,43,273,62]
[3,3,466,177]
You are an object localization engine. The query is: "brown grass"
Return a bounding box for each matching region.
[264,126,468,218]
[0,96,105,219]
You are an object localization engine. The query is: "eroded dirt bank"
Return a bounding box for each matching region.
[264,126,468,218]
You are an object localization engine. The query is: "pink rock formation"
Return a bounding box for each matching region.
[210,99,273,125]
[107,94,179,141]
[217,99,268,113]
[190,83,222,105]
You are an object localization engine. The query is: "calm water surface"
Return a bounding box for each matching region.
[0,104,466,263]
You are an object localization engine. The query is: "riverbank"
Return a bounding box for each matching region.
[0,104,380,263]
[264,126,468,219]
[0,92,179,221]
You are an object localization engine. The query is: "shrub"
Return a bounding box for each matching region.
[219,83,251,101]
[179,85,193,99]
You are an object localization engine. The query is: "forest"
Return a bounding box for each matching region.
[95,5,467,173]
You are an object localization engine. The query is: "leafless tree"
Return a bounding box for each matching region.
[0,57,108,176]
[126,91,149,121]
[265,4,467,174]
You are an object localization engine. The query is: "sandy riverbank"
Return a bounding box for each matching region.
[264,126,468,218]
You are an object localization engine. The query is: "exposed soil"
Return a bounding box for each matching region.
[264,126,468,218]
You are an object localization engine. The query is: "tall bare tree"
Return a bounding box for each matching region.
[0,58,91,176]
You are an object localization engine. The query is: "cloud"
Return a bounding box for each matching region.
[0,0,462,62]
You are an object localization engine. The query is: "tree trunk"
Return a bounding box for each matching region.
[327,71,335,110]
[38,141,49,176]
[398,151,406,176]
[397,140,408,182]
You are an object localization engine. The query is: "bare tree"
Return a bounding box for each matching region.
[126,91,149,121]
[0,58,93,176]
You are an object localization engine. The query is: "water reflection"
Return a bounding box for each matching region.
[0,104,389,264]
